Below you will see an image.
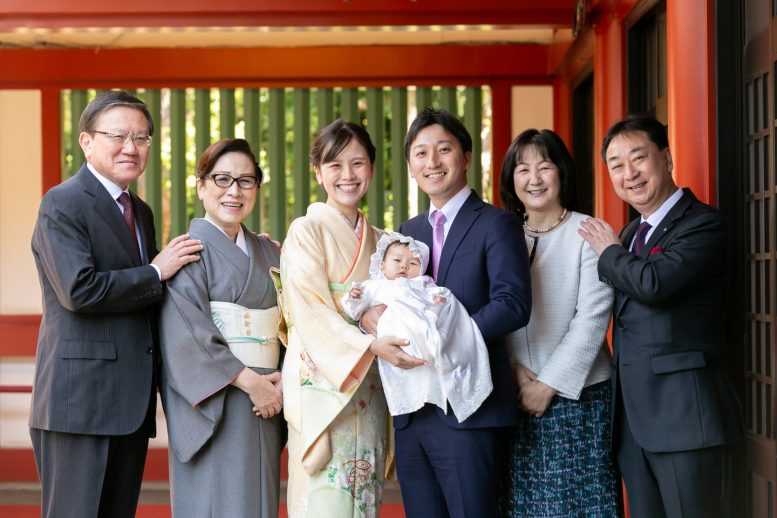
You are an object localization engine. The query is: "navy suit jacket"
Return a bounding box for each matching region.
[397,191,531,429]
[30,165,162,436]
[599,188,742,452]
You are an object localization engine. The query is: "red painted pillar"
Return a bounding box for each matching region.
[666,0,715,205]
[553,77,572,150]
[40,88,61,194]
[593,8,629,230]
[491,80,512,206]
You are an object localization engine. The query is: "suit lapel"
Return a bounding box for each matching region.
[641,188,695,256]
[614,219,640,318]
[133,192,156,265]
[413,211,435,277]
[77,167,142,265]
[614,188,696,318]
[437,191,482,285]
[620,218,640,248]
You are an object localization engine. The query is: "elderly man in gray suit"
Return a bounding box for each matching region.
[29,90,203,518]
[579,115,742,517]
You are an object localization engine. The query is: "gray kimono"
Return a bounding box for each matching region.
[159,218,281,518]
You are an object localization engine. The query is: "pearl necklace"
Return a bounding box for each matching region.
[523,208,568,234]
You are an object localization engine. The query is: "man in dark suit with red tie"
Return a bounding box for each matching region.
[30,91,202,517]
[579,115,742,517]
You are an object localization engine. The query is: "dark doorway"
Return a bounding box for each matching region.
[572,74,594,216]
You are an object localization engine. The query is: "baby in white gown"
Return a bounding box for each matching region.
[341,232,492,423]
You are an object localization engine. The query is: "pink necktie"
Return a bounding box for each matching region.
[118,192,140,257]
[631,221,652,256]
[431,210,447,281]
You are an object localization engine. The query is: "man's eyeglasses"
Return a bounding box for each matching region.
[204,173,261,190]
[93,130,152,148]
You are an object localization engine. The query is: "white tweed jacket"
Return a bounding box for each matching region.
[507,211,613,399]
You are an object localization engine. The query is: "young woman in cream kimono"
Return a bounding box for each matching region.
[280,120,424,518]
[159,139,283,517]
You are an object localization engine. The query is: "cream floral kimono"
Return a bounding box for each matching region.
[280,203,388,518]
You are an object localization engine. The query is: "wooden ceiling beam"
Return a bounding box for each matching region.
[0,0,577,29]
[0,45,552,89]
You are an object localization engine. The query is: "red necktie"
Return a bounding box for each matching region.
[631,221,652,256]
[118,192,140,257]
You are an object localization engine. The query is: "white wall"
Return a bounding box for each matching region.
[0,90,41,448]
[511,85,554,138]
[0,90,43,315]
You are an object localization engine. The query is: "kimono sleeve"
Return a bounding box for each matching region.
[282,219,375,392]
[159,260,246,407]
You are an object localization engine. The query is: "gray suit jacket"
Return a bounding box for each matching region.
[29,165,163,436]
[599,188,742,452]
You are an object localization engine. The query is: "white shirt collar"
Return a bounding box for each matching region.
[87,162,128,201]
[202,216,248,256]
[643,187,683,227]
[427,185,472,233]
[639,187,683,242]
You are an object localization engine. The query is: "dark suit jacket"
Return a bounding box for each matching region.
[29,165,163,436]
[397,190,531,429]
[599,188,742,452]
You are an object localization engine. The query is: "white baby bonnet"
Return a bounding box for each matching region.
[369,232,430,280]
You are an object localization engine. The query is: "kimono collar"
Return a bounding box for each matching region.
[202,216,248,256]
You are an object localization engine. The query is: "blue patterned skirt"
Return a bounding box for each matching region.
[500,380,622,517]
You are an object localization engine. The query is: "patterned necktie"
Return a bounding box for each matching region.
[118,192,140,257]
[631,221,652,256]
[431,210,447,281]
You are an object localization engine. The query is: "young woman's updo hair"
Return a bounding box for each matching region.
[498,128,577,214]
[310,119,376,167]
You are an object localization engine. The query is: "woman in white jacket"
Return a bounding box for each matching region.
[498,128,621,517]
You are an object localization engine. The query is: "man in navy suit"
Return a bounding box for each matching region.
[579,115,742,517]
[366,108,531,517]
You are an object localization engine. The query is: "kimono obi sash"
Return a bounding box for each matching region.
[210,301,280,369]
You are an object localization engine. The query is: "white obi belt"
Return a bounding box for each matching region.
[210,301,280,369]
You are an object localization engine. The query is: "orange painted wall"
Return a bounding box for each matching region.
[666,0,716,205]
[593,9,629,230]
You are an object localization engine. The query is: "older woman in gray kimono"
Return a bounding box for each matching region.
[159,138,283,517]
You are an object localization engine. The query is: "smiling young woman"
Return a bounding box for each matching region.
[280,119,420,518]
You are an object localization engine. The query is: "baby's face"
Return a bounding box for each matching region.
[381,244,422,280]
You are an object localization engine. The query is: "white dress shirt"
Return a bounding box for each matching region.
[426,185,472,241]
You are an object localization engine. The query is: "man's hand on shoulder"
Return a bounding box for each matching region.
[152,234,204,281]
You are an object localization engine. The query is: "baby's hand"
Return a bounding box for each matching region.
[433,295,447,305]
[349,285,363,299]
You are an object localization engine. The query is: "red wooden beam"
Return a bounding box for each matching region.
[0,448,168,482]
[0,0,577,29]
[0,45,551,89]
[491,81,512,206]
[40,89,61,194]
[0,445,289,482]
[592,9,628,230]
[0,315,39,356]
